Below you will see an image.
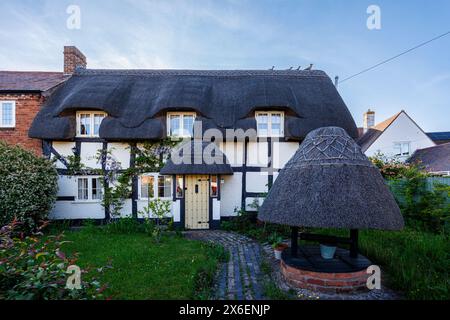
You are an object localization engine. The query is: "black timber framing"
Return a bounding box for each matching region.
[130,142,138,219]
[42,140,52,159]
[101,141,110,221]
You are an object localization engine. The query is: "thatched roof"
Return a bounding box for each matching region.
[258,127,404,230]
[408,143,450,173]
[160,140,233,175]
[29,68,358,141]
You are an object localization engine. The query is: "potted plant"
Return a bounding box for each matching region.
[319,242,337,259]
[268,233,288,260]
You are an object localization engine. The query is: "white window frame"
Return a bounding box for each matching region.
[166,112,196,138]
[255,111,284,137]
[139,173,173,200]
[393,142,411,157]
[76,111,107,137]
[0,101,16,128]
[76,176,103,202]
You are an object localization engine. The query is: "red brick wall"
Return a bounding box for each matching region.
[0,93,43,155]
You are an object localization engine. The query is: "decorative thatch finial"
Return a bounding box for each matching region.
[258,126,404,260]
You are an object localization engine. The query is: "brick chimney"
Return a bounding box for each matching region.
[363,109,375,133]
[64,46,86,74]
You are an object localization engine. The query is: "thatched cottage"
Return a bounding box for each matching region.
[29,68,358,229]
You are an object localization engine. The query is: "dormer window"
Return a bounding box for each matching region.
[167,112,196,137]
[256,111,284,137]
[76,111,107,137]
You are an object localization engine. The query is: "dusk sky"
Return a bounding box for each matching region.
[1,0,449,131]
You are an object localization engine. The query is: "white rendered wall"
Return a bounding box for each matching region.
[247,142,268,167]
[80,142,103,169]
[108,143,130,170]
[136,199,175,219]
[52,141,75,169]
[365,112,435,161]
[50,175,105,219]
[116,199,132,218]
[246,172,269,193]
[218,142,244,166]
[220,173,242,216]
[50,202,105,219]
[273,142,298,169]
[245,197,265,211]
[273,172,279,182]
[213,198,220,220]
[56,175,76,197]
[173,200,181,222]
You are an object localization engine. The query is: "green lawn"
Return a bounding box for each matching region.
[60,229,223,300]
[312,228,449,300]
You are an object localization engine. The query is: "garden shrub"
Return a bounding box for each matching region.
[370,154,450,234]
[0,142,58,232]
[0,220,107,300]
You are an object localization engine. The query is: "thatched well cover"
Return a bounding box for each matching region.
[258,127,404,230]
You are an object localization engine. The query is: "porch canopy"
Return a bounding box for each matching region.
[258,126,404,230]
[160,140,233,175]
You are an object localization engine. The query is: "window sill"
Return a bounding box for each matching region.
[71,201,102,204]
[137,197,173,201]
[76,135,101,138]
[256,135,284,138]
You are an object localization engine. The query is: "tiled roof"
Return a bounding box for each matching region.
[357,112,402,151]
[0,71,69,92]
[427,132,450,144]
[408,143,450,173]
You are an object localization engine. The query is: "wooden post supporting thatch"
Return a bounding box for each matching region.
[349,229,359,258]
[291,227,298,257]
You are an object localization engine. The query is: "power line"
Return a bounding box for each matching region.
[339,31,450,84]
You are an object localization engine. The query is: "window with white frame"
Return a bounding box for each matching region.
[76,111,107,137]
[393,142,411,157]
[139,174,172,199]
[167,112,196,137]
[255,111,284,137]
[77,177,103,201]
[0,101,16,128]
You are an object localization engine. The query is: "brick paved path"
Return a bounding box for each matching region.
[184,230,266,300]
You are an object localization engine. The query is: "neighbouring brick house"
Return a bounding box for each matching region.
[0,46,86,155]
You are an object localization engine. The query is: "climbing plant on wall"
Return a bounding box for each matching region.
[96,139,180,220]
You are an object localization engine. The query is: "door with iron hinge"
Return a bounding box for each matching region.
[185,175,209,229]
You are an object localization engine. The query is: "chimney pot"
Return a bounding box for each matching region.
[363,109,375,133]
[64,46,87,74]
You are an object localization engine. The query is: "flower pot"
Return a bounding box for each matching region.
[320,244,337,259]
[273,243,288,260]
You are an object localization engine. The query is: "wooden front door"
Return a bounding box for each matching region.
[185,175,210,229]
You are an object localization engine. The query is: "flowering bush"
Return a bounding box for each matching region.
[0,220,107,300]
[0,142,58,231]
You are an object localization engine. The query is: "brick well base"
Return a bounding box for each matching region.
[280,259,369,293]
